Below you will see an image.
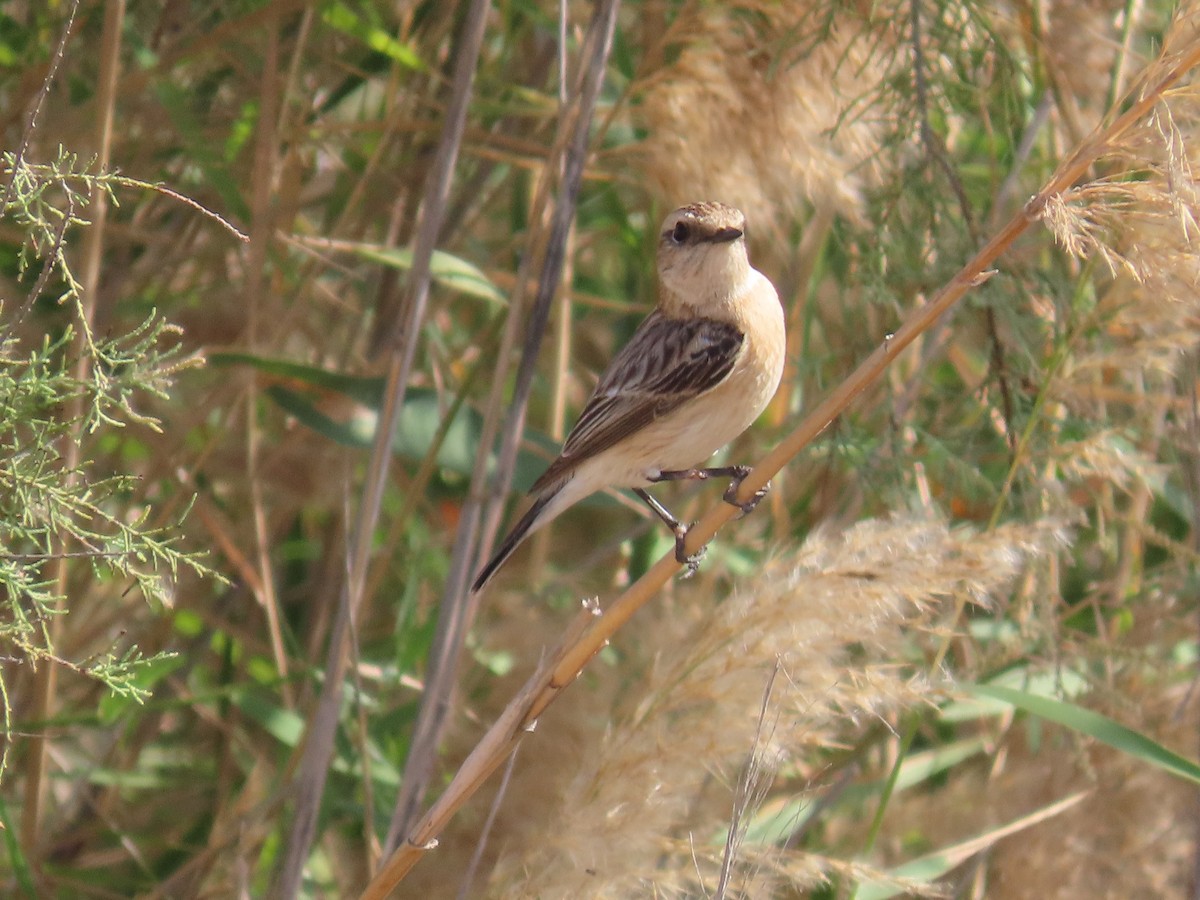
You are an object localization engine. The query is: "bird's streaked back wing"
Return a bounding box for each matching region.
[530,312,744,492]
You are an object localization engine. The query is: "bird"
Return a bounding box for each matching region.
[471,201,786,593]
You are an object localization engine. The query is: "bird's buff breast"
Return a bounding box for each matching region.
[642,344,781,475]
[585,288,785,488]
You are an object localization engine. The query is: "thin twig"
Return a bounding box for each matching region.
[909,0,1017,460]
[116,179,249,243]
[1107,0,1145,114]
[1185,361,1200,900]
[716,663,779,898]
[456,745,521,900]
[910,0,977,240]
[13,194,75,328]
[243,7,292,712]
[1,0,79,209]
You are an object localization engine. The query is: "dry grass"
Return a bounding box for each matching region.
[3,1,1200,898]
[488,517,1060,898]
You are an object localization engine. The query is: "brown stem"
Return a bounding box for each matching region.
[272,0,491,895]
[382,0,622,854]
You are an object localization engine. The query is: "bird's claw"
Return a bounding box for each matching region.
[673,523,707,578]
[723,467,769,518]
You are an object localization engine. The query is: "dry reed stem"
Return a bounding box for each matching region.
[361,28,1200,896]
[383,0,622,853]
[272,1,492,894]
[374,15,579,848]
[243,9,293,712]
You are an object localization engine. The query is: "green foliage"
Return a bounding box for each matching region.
[210,350,558,488]
[969,682,1200,785]
[1,141,216,774]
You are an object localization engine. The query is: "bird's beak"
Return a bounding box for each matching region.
[709,226,743,243]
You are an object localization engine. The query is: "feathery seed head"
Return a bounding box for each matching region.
[635,6,891,236]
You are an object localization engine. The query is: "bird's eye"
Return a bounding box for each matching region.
[671,221,690,243]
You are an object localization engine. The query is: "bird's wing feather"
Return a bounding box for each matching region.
[530,311,744,492]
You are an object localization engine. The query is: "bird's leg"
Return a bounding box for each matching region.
[632,488,705,577]
[651,465,770,518]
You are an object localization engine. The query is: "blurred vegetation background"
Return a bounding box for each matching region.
[3,0,1200,897]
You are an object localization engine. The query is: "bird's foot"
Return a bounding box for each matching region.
[722,465,769,518]
[673,522,707,578]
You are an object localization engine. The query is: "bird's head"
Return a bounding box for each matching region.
[656,201,752,313]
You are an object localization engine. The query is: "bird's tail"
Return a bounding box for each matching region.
[471,485,563,593]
